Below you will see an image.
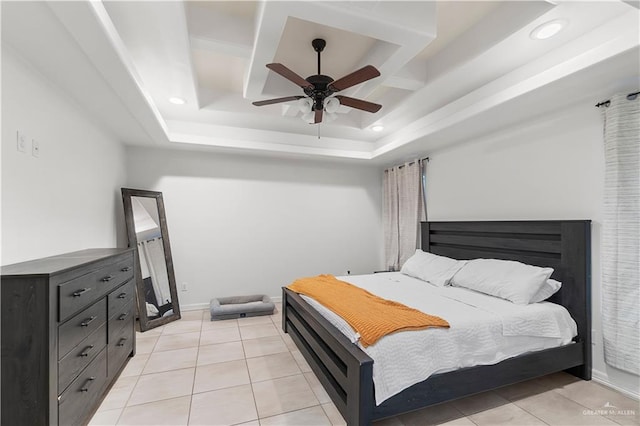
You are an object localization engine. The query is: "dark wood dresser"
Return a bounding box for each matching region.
[1,248,136,425]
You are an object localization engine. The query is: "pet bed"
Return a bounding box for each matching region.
[210,294,275,320]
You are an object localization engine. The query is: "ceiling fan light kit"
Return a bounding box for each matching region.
[324,97,340,114]
[298,97,312,113]
[252,38,382,124]
[302,111,315,123]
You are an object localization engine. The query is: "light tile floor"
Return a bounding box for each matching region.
[90,305,639,426]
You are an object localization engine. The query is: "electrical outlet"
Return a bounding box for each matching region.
[32,139,40,157]
[16,131,27,153]
[347,270,351,275]
[181,282,188,292]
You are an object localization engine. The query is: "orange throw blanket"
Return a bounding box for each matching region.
[287,274,449,347]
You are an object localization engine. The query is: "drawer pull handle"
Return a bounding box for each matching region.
[101,275,115,282]
[72,288,91,297]
[117,292,127,299]
[117,337,128,347]
[80,316,97,327]
[80,345,95,357]
[121,266,132,272]
[80,376,96,392]
[118,312,129,321]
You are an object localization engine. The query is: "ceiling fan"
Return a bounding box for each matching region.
[252,38,382,124]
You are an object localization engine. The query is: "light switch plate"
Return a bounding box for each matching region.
[16,131,27,152]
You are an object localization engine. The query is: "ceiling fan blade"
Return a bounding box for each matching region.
[266,63,313,89]
[252,96,304,106]
[329,65,380,92]
[314,108,323,124]
[335,95,382,113]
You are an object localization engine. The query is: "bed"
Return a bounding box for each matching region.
[281,220,591,425]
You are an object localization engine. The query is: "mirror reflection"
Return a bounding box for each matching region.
[121,188,180,331]
[131,196,174,320]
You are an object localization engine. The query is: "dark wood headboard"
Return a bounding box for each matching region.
[421,220,591,375]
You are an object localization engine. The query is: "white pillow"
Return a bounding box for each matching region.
[450,258,553,304]
[530,278,562,303]
[401,249,467,287]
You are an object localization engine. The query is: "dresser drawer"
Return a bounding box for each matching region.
[58,323,107,393]
[59,299,107,360]
[58,347,108,426]
[108,279,135,320]
[109,300,134,344]
[108,320,134,377]
[58,257,134,322]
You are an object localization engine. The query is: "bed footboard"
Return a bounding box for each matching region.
[284,286,586,425]
[282,288,374,426]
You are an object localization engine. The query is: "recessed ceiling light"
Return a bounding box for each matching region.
[372,125,384,132]
[530,19,567,40]
[169,97,186,105]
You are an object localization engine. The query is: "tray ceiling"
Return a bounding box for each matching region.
[2,1,639,163]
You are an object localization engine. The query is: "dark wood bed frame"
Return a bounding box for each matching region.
[282,220,591,425]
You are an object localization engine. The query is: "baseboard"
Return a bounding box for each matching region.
[592,369,640,401]
[180,302,210,312]
[180,295,282,312]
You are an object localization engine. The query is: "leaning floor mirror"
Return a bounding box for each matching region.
[122,188,181,331]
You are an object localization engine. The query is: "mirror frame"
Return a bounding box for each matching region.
[121,188,181,331]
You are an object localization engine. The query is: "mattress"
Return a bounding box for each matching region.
[299,272,578,405]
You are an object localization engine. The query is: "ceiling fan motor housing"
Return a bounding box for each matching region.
[305,74,334,110]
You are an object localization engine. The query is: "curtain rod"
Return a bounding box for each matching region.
[595,91,639,108]
[407,157,429,166]
[388,157,429,170]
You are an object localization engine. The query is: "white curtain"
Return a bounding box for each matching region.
[383,160,425,270]
[601,92,640,375]
[383,167,399,270]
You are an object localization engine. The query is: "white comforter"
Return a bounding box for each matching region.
[300,272,577,405]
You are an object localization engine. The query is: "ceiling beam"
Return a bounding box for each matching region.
[383,75,424,91]
[190,36,252,59]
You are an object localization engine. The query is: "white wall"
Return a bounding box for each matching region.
[426,102,639,398]
[125,146,384,307]
[1,47,127,265]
